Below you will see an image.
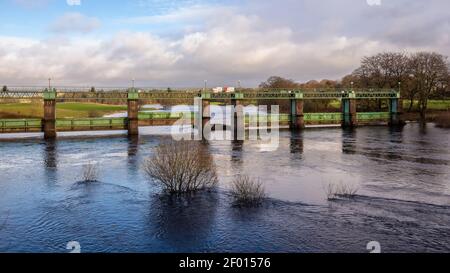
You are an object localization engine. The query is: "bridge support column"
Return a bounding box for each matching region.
[202,99,210,128]
[199,96,212,140]
[342,91,357,128]
[43,88,57,139]
[232,93,244,141]
[127,89,139,136]
[389,91,405,126]
[290,92,304,130]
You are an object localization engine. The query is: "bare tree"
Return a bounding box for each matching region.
[353,52,408,88]
[350,52,409,111]
[408,52,449,120]
[143,141,218,194]
[352,52,409,88]
[350,51,449,114]
[259,76,298,89]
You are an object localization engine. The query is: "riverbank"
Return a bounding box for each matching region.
[403,110,450,123]
[0,102,127,119]
[1,100,449,121]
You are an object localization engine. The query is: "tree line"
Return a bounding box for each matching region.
[260,51,450,119]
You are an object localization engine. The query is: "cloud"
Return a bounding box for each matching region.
[13,0,51,8]
[66,0,81,6]
[49,12,100,34]
[0,16,416,87]
[366,0,381,6]
[119,5,229,25]
[1,0,449,86]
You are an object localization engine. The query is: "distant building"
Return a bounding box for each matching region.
[212,86,235,93]
[212,87,223,93]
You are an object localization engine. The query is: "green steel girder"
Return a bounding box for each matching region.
[0,119,42,129]
[56,91,128,101]
[0,88,399,101]
[56,118,127,128]
[357,112,390,120]
[140,91,200,100]
[0,111,393,132]
[43,88,57,100]
[304,113,343,122]
[0,91,44,100]
[138,112,193,119]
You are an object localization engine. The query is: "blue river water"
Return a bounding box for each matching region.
[0,123,449,252]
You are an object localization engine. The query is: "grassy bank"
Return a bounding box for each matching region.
[1,100,449,120]
[0,102,127,119]
[404,100,450,111]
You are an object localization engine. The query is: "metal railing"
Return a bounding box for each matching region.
[56,118,127,129]
[0,88,399,101]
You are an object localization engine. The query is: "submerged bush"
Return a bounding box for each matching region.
[325,181,359,200]
[81,162,99,183]
[143,141,218,194]
[435,112,450,128]
[231,175,266,207]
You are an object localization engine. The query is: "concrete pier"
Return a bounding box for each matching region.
[389,92,404,126]
[231,97,244,141]
[342,92,357,128]
[43,88,57,139]
[127,89,139,136]
[290,93,305,130]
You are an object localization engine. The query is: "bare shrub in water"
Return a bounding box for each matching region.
[143,141,218,194]
[325,181,359,200]
[231,175,266,207]
[435,112,450,128]
[81,162,99,182]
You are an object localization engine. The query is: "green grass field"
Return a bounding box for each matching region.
[404,100,450,111]
[0,102,127,119]
[329,100,450,111]
[1,100,449,119]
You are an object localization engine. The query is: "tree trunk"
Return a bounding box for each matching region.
[419,99,428,122]
[408,98,414,112]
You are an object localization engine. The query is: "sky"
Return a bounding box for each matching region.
[0,0,449,87]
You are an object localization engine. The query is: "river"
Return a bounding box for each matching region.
[0,123,449,252]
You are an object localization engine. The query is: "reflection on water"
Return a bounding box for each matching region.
[43,139,58,170]
[127,135,139,168]
[0,123,449,252]
[289,131,304,156]
[231,140,244,163]
[147,192,219,251]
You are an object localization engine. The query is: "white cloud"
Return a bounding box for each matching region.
[367,0,381,6]
[13,0,50,8]
[66,0,81,6]
[49,12,100,34]
[118,4,232,27]
[1,1,449,86]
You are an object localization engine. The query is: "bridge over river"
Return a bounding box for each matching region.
[0,87,403,138]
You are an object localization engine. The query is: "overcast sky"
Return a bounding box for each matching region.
[0,0,449,87]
